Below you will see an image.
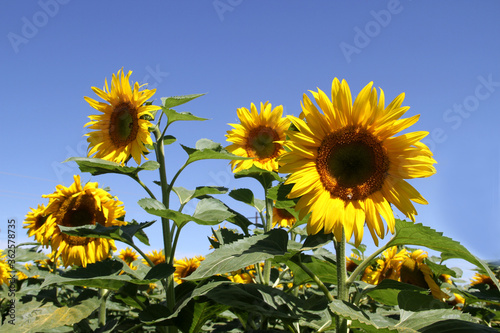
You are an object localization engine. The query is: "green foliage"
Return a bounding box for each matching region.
[64,157,159,177]
[181,139,250,166]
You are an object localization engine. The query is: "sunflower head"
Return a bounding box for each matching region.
[0,251,11,286]
[143,250,166,267]
[272,206,296,228]
[470,273,498,290]
[174,256,205,284]
[280,78,436,246]
[226,102,290,173]
[228,270,254,284]
[42,175,126,267]
[23,204,50,246]
[362,246,408,284]
[119,247,139,270]
[84,69,161,165]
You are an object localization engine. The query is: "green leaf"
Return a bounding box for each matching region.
[329,299,495,333]
[174,300,229,333]
[364,279,428,306]
[7,298,99,333]
[209,227,245,249]
[181,139,250,166]
[143,262,175,281]
[161,93,205,109]
[388,220,500,290]
[286,253,338,286]
[173,186,228,205]
[64,157,159,177]
[58,221,155,246]
[397,290,450,311]
[163,134,177,145]
[185,229,288,280]
[233,165,282,189]
[9,246,48,262]
[138,197,233,228]
[267,182,295,208]
[228,188,265,212]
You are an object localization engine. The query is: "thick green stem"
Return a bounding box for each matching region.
[335,229,348,333]
[262,194,273,285]
[98,288,109,327]
[153,127,176,333]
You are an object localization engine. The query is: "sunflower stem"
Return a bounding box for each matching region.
[346,243,389,286]
[131,176,157,200]
[335,229,349,333]
[98,288,109,327]
[153,127,177,333]
[262,192,273,285]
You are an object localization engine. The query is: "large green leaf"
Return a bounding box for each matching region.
[58,221,155,246]
[364,279,428,306]
[228,188,265,212]
[185,229,288,280]
[64,157,159,177]
[173,186,228,205]
[181,139,250,166]
[233,165,282,189]
[267,182,295,209]
[286,253,338,286]
[174,300,229,333]
[329,299,495,333]
[161,93,205,109]
[6,298,99,333]
[388,220,500,290]
[138,197,234,228]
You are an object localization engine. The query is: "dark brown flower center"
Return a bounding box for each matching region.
[54,193,105,246]
[109,102,139,147]
[245,126,281,159]
[316,126,389,201]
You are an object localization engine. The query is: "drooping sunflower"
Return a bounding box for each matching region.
[118,247,139,270]
[23,204,50,246]
[400,249,448,301]
[226,102,290,173]
[0,250,11,286]
[42,175,126,267]
[173,256,205,284]
[470,273,498,290]
[272,206,296,228]
[84,69,161,165]
[362,246,408,284]
[143,250,166,266]
[280,78,436,245]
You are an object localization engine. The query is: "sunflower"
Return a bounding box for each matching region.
[42,175,126,267]
[143,250,165,266]
[362,246,408,284]
[272,206,296,228]
[0,250,11,286]
[16,263,40,280]
[23,204,50,246]
[84,69,161,165]
[470,273,498,290]
[280,78,436,245]
[118,247,139,270]
[228,270,254,284]
[226,102,290,172]
[173,256,205,284]
[400,250,448,301]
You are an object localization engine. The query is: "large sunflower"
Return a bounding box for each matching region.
[42,175,126,267]
[226,102,290,172]
[23,204,50,246]
[280,78,436,245]
[84,69,161,165]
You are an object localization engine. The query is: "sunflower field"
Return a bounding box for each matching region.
[2,70,500,333]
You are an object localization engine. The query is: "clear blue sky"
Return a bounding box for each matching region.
[1,1,499,277]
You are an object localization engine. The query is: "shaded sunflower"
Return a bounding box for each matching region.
[0,250,11,286]
[142,250,165,266]
[226,102,290,172]
[84,69,161,165]
[16,263,40,280]
[362,246,408,284]
[280,78,436,245]
[228,270,254,284]
[118,247,139,270]
[400,250,448,301]
[174,256,205,284]
[272,206,296,228]
[470,273,498,290]
[23,204,51,246]
[43,175,126,267]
